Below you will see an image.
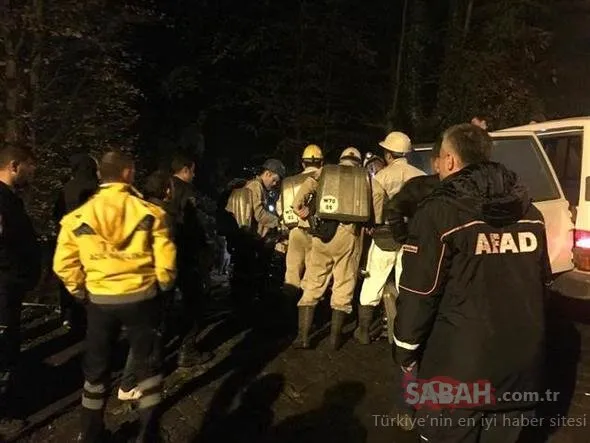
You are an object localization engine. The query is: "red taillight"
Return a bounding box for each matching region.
[574,230,590,270]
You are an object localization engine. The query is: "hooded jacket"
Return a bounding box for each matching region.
[384,174,440,245]
[53,183,176,304]
[393,162,551,410]
[53,154,99,221]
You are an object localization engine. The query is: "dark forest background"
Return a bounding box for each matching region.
[1,0,589,235]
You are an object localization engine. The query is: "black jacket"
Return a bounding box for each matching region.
[0,182,41,291]
[394,162,551,410]
[385,174,440,244]
[168,176,209,266]
[53,154,98,221]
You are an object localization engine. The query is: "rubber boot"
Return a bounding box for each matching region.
[329,309,348,351]
[353,305,374,345]
[136,406,160,443]
[292,306,315,349]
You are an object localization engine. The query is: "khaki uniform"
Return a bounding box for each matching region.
[226,177,279,238]
[283,166,320,290]
[293,162,377,313]
[360,158,424,306]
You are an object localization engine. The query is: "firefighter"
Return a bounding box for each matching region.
[355,132,424,345]
[168,154,214,368]
[53,150,176,442]
[282,145,324,299]
[292,147,377,350]
[394,124,551,442]
[0,146,40,413]
[53,153,99,332]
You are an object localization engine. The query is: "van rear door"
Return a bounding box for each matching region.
[489,131,574,274]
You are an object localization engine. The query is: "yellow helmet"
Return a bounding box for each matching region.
[302,144,323,161]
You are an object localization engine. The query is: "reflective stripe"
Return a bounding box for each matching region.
[82,396,105,410]
[393,333,420,351]
[83,381,106,394]
[139,392,162,409]
[420,436,429,442]
[137,375,163,392]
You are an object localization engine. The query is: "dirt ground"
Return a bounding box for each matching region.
[4,277,590,443]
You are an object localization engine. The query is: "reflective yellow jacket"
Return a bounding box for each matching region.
[53,183,176,305]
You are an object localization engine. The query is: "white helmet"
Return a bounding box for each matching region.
[339,147,362,164]
[379,131,411,154]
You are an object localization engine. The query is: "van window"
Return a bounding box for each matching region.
[537,132,582,207]
[407,149,434,174]
[491,137,561,202]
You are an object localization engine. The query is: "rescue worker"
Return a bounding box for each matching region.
[0,145,40,412]
[228,158,286,238]
[355,132,424,345]
[168,154,214,368]
[225,159,286,308]
[53,153,99,332]
[394,124,551,442]
[53,150,176,442]
[292,147,376,350]
[282,145,324,299]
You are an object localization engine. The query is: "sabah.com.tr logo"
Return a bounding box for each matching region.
[403,373,496,410]
[403,372,559,410]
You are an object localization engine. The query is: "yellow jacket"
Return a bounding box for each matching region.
[53,183,176,305]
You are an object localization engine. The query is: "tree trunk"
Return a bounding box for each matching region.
[388,0,409,131]
[463,0,474,42]
[1,0,20,144]
[30,0,44,150]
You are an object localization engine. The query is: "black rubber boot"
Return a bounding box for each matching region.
[136,406,160,443]
[329,309,348,350]
[292,306,315,349]
[353,305,374,345]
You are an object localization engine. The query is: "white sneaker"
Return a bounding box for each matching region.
[118,387,142,401]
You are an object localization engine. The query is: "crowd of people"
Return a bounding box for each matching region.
[0,119,551,443]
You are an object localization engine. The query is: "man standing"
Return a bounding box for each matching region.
[169,154,214,368]
[292,147,371,350]
[282,145,323,299]
[394,124,551,442]
[0,145,40,412]
[355,132,424,345]
[54,150,176,442]
[225,159,286,308]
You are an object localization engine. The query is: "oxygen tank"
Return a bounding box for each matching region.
[225,186,253,229]
[315,164,371,223]
[280,172,314,228]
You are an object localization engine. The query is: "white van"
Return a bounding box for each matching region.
[407,117,590,299]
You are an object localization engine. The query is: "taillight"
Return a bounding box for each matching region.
[574,230,590,271]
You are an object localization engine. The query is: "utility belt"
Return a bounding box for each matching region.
[309,216,360,243]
